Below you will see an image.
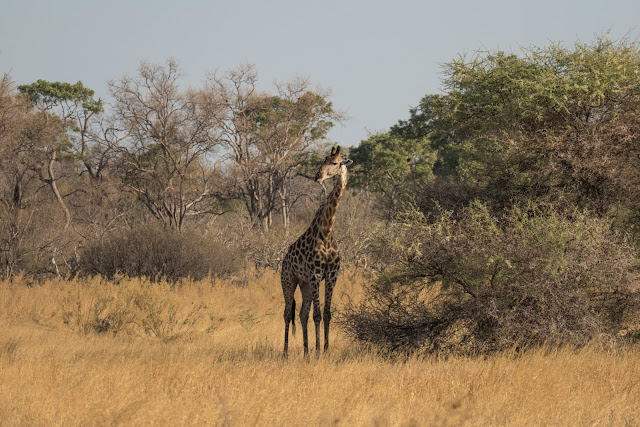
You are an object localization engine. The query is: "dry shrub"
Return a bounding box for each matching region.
[205,210,303,271]
[0,199,77,279]
[340,202,640,355]
[132,284,205,341]
[207,188,382,271]
[334,189,382,269]
[243,222,306,271]
[78,223,244,281]
[57,276,213,340]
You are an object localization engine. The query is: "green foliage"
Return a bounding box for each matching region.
[344,36,640,355]
[391,35,640,214]
[17,79,105,171]
[350,132,435,208]
[18,80,103,113]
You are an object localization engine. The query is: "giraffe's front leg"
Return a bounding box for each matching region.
[299,281,313,358]
[312,283,322,359]
[324,269,338,352]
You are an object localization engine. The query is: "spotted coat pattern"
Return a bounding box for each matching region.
[281,148,349,358]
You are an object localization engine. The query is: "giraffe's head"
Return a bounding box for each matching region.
[314,146,353,183]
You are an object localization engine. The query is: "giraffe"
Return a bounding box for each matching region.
[281,145,353,358]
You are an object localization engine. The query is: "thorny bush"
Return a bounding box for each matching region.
[340,202,640,355]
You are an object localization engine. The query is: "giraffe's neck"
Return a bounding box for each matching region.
[312,166,348,241]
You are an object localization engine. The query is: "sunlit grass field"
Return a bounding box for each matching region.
[1,269,639,425]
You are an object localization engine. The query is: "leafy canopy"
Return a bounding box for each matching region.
[350,132,434,208]
[388,34,640,213]
[18,80,103,114]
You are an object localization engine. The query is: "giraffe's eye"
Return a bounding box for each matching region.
[332,162,339,165]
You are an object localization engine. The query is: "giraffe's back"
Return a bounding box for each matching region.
[283,230,340,284]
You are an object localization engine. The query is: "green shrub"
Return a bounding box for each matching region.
[79,224,244,281]
[340,202,640,355]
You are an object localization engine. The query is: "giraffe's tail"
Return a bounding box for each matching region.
[290,298,296,336]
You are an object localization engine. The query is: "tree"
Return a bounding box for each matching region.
[350,131,435,210]
[18,80,105,177]
[203,64,344,231]
[389,35,640,220]
[0,76,87,276]
[18,79,133,245]
[109,59,224,230]
[18,79,105,230]
[340,34,640,355]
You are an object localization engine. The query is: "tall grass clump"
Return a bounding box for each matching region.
[79,224,245,281]
[341,202,640,355]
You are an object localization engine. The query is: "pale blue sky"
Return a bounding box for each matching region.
[1,0,638,146]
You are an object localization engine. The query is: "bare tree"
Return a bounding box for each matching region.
[109,59,224,230]
[202,64,344,231]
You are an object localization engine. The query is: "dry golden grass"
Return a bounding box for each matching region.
[1,268,639,426]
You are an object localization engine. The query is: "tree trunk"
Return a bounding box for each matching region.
[44,151,72,230]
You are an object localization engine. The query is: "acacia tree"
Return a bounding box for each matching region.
[350,131,435,210]
[203,64,343,231]
[392,35,640,218]
[17,79,132,255]
[17,80,105,230]
[109,60,224,230]
[18,79,106,176]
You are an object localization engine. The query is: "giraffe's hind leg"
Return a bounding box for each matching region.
[281,265,298,358]
[324,264,339,352]
[301,274,322,359]
[298,279,314,359]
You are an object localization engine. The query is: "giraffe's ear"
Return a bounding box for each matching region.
[341,159,353,167]
[335,146,341,155]
[330,146,337,155]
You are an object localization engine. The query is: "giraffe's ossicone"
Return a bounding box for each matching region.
[281,145,353,358]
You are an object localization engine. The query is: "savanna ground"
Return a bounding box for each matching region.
[1,269,639,426]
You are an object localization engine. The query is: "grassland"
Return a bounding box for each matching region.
[1,269,639,426]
